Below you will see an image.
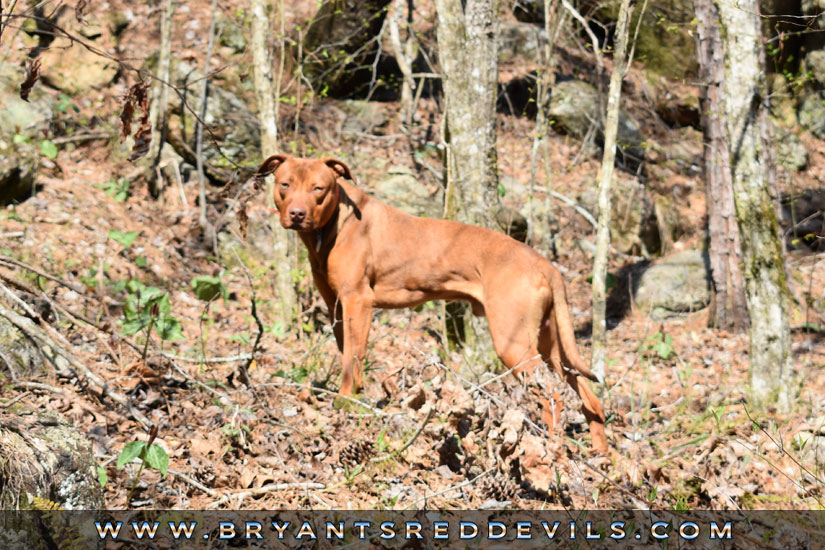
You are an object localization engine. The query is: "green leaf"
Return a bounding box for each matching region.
[13,134,28,144]
[40,140,58,159]
[135,256,147,268]
[108,230,138,248]
[155,316,184,341]
[144,444,169,477]
[191,275,227,302]
[117,441,146,469]
[97,466,108,488]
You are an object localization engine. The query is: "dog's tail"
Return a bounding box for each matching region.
[549,273,600,382]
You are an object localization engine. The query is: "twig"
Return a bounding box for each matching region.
[0,302,151,428]
[0,232,23,239]
[0,254,86,294]
[549,190,597,228]
[196,0,220,254]
[260,382,385,415]
[405,467,496,509]
[0,391,30,408]
[11,380,67,394]
[50,131,115,145]
[161,352,253,363]
[232,246,264,385]
[371,407,434,463]
[207,482,326,509]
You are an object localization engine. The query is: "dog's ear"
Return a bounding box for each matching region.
[323,157,355,182]
[256,154,289,179]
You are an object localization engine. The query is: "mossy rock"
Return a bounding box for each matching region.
[0,137,39,206]
[0,408,104,509]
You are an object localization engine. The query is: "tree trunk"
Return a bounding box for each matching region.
[695,0,749,332]
[251,0,297,325]
[590,0,633,383]
[146,0,175,198]
[435,0,500,365]
[713,0,795,411]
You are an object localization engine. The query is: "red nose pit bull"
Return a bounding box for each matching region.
[256,154,608,454]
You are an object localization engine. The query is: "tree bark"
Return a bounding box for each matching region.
[146,0,175,198]
[590,0,633,383]
[436,0,500,228]
[695,0,749,332]
[435,0,500,364]
[251,0,297,325]
[713,0,794,411]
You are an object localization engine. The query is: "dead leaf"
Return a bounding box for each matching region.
[75,0,88,22]
[20,57,42,102]
[499,408,524,458]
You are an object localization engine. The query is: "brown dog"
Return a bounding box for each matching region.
[256,154,607,453]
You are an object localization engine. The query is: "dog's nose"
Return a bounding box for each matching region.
[289,208,306,222]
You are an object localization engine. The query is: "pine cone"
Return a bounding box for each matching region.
[479,472,520,501]
[339,440,374,468]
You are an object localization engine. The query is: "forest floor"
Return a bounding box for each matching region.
[1,0,824,511]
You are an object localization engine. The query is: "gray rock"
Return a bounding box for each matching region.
[805,49,825,88]
[373,165,442,218]
[0,408,104,510]
[0,137,39,206]
[498,22,547,62]
[775,130,808,172]
[163,58,262,180]
[633,249,712,319]
[579,177,659,255]
[798,91,825,138]
[548,79,645,165]
[341,100,389,136]
[219,14,248,54]
[0,66,53,139]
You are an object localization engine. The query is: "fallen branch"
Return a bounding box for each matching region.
[405,467,496,509]
[0,302,151,428]
[549,190,597,228]
[207,482,325,509]
[370,407,434,463]
[0,254,87,295]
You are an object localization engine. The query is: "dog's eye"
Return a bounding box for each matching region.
[279,182,290,189]
[313,186,324,192]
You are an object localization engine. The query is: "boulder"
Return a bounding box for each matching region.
[798,91,825,139]
[548,79,646,168]
[0,137,39,206]
[161,58,262,181]
[775,130,808,172]
[498,22,547,62]
[769,73,798,129]
[633,249,712,319]
[0,408,104,510]
[805,48,825,88]
[0,65,53,139]
[340,100,389,137]
[372,165,442,218]
[579,176,660,255]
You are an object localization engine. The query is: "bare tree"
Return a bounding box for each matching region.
[589,0,640,382]
[695,0,749,332]
[435,0,500,360]
[251,0,297,325]
[711,0,795,411]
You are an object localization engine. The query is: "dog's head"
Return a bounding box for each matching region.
[255,154,353,232]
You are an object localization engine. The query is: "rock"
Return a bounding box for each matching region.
[579,176,660,255]
[548,79,645,168]
[161,58,262,181]
[805,49,825,88]
[633,249,712,319]
[798,91,825,138]
[775,130,808,172]
[769,73,798,128]
[659,126,703,176]
[38,9,119,94]
[340,100,389,136]
[0,137,39,206]
[498,22,547,62]
[373,165,442,218]
[219,14,248,54]
[0,408,105,509]
[105,8,132,36]
[0,65,53,138]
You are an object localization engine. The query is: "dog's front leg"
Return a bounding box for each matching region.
[338,292,374,396]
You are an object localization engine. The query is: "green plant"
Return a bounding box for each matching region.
[118,279,183,341]
[109,230,138,248]
[40,140,58,159]
[643,331,674,360]
[98,178,131,202]
[191,273,229,302]
[117,426,169,504]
